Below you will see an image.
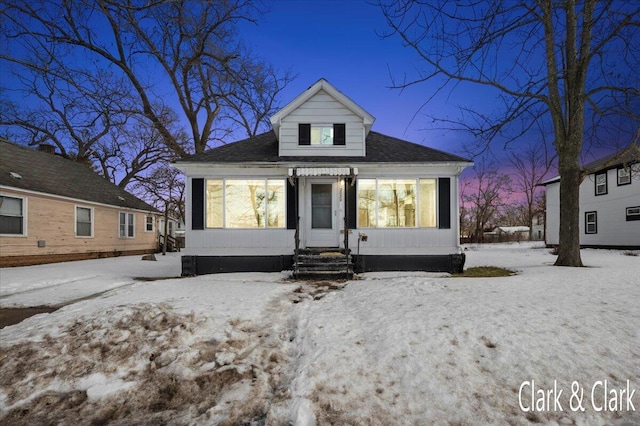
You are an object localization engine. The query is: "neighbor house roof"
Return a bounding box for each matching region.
[542,145,640,185]
[175,130,471,164]
[0,140,158,212]
[581,145,640,173]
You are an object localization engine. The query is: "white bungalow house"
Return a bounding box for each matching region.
[545,147,640,249]
[174,79,473,277]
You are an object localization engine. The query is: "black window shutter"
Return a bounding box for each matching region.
[346,178,357,229]
[299,124,310,145]
[438,178,451,229]
[192,178,204,230]
[286,180,297,229]
[333,123,346,145]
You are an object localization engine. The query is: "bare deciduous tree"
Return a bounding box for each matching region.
[135,165,185,255]
[460,160,511,243]
[378,0,640,266]
[0,0,294,161]
[508,142,555,240]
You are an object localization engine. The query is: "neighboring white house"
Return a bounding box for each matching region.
[545,147,640,249]
[174,79,473,276]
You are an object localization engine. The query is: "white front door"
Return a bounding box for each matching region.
[306,179,339,248]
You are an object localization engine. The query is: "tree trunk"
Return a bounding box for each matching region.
[554,155,583,266]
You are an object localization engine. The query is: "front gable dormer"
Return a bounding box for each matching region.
[270,79,375,157]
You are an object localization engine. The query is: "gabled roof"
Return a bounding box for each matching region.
[175,130,471,164]
[269,79,376,137]
[0,140,158,212]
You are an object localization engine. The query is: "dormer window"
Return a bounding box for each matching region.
[299,123,345,146]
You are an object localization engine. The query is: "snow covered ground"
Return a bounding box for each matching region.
[1,245,639,425]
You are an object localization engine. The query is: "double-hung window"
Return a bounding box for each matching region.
[0,195,25,235]
[145,215,154,232]
[75,206,93,237]
[119,212,135,238]
[595,172,607,195]
[627,206,640,221]
[617,167,631,186]
[585,211,597,234]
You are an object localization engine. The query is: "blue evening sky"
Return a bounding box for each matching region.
[239,0,489,158]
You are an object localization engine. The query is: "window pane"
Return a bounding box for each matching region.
[146,216,153,231]
[311,126,333,145]
[377,179,416,227]
[226,180,265,228]
[128,213,134,237]
[0,217,22,234]
[419,179,437,227]
[0,196,24,234]
[77,207,90,222]
[76,207,92,237]
[77,222,91,237]
[0,196,23,216]
[119,212,126,238]
[358,179,376,227]
[206,180,223,228]
[267,180,286,228]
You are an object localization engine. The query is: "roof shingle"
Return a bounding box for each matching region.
[175,130,471,164]
[0,140,157,212]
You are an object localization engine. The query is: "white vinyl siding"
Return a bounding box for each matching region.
[75,206,93,237]
[279,90,365,156]
[546,165,640,247]
[0,195,26,235]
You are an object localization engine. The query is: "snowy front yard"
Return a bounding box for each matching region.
[1,245,639,425]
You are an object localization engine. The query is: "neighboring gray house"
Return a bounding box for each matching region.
[545,147,640,249]
[174,79,473,276]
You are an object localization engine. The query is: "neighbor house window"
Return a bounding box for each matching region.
[585,211,597,234]
[298,123,346,146]
[627,206,640,221]
[0,195,25,235]
[119,212,135,238]
[617,167,631,186]
[358,178,437,228]
[145,215,154,232]
[595,172,607,195]
[206,179,286,229]
[75,206,93,237]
